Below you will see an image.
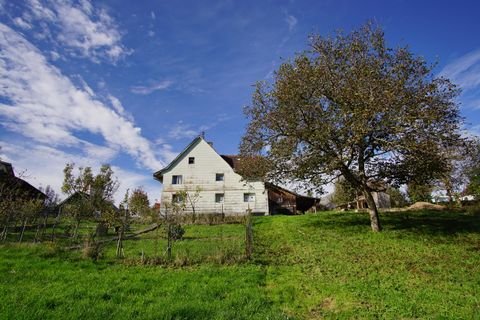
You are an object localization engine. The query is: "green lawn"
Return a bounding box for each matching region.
[1,210,479,319]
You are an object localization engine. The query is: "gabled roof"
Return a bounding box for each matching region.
[153,136,203,182]
[0,161,46,200]
[220,155,243,171]
[57,191,119,211]
[153,136,247,183]
[0,161,14,176]
[265,182,319,201]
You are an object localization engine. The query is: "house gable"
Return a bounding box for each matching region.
[153,136,269,215]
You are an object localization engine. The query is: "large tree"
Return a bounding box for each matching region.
[240,23,463,231]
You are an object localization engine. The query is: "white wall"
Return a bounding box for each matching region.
[159,139,268,215]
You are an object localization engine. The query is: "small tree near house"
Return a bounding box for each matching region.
[176,186,202,223]
[61,163,119,240]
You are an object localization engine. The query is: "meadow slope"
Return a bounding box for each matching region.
[1,210,479,319]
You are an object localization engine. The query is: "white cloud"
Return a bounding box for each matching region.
[276,11,298,53]
[168,115,233,141]
[155,144,178,166]
[439,48,480,111]
[108,94,133,121]
[0,23,164,171]
[24,0,130,63]
[130,80,173,95]
[151,11,156,20]
[13,17,32,30]
[440,49,480,90]
[285,14,297,32]
[0,141,161,205]
[168,122,199,140]
[50,50,61,60]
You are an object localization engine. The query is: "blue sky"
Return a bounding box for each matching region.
[1,0,479,203]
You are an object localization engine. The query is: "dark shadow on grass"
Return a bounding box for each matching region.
[382,210,480,235]
[304,210,480,236]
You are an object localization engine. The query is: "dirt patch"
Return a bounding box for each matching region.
[408,202,446,211]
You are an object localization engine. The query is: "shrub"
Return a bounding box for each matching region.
[169,224,185,240]
[82,237,103,261]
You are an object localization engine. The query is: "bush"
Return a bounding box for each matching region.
[82,237,103,261]
[169,224,185,241]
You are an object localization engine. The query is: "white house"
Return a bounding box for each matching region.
[153,136,319,216]
[153,136,269,216]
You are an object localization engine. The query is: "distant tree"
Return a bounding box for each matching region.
[386,187,409,208]
[61,163,119,240]
[128,187,151,219]
[36,185,60,241]
[240,22,463,231]
[331,178,357,208]
[465,139,480,200]
[109,189,131,258]
[0,181,22,241]
[17,198,44,243]
[407,182,433,203]
[0,170,45,242]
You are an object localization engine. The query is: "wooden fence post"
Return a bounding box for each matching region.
[245,209,253,260]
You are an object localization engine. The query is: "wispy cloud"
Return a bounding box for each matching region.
[285,14,297,32]
[440,49,480,90]
[0,23,163,170]
[13,17,32,30]
[0,141,161,205]
[168,122,200,140]
[168,114,234,141]
[20,0,130,63]
[440,48,480,110]
[130,80,173,95]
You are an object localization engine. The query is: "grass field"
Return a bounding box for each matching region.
[1,210,479,319]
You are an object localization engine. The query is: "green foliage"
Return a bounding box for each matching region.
[240,22,463,231]
[127,187,151,218]
[465,140,480,199]
[167,223,185,241]
[466,170,480,200]
[386,187,409,208]
[407,181,433,203]
[61,163,119,227]
[331,178,357,206]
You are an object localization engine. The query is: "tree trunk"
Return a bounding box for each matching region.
[116,227,124,258]
[19,218,27,243]
[34,219,41,243]
[363,190,382,232]
[51,214,61,241]
[167,224,172,260]
[1,214,10,242]
[40,215,48,239]
[72,220,80,240]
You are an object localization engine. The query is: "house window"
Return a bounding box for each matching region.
[172,194,184,204]
[215,193,224,203]
[216,173,224,181]
[172,175,183,184]
[188,157,195,164]
[244,193,255,202]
